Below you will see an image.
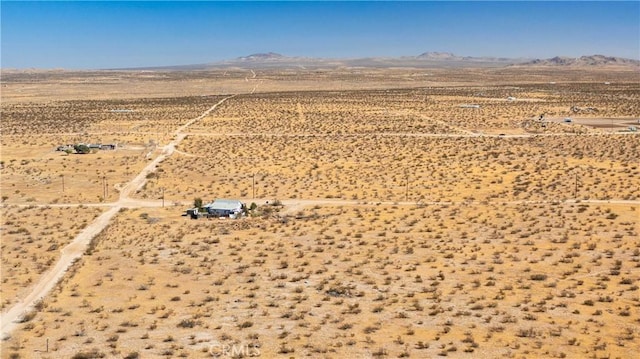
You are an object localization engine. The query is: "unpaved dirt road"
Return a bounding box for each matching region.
[0,206,121,339]
[1,96,234,340]
[3,92,638,340]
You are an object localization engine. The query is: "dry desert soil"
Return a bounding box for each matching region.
[1,66,639,359]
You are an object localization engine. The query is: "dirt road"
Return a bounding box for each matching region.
[2,92,638,340]
[119,96,235,199]
[1,206,121,339]
[1,95,234,340]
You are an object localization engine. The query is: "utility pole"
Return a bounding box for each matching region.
[405,173,409,202]
[252,173,256,199]
[61,175,65,193]
[102,176,106,201]
[574,172,578,199]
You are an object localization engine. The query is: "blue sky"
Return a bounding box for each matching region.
[2,1,639,69]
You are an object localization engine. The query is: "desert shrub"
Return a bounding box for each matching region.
[194,197,203,209]
[73,144,90,154]
[71,349,106,359]
[177,319,199,328]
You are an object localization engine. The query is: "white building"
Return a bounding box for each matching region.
[203,199,245,218]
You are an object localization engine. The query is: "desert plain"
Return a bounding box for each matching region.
[1,65,639,358]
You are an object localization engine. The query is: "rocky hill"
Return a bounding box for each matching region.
[416,52,462,60]
[522,55,639,66]
[237,52,286,61]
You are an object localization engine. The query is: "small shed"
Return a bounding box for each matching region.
[203,199,245,218]
[186,208,199,219]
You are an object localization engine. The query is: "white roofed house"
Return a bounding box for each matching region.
[203,199,245,218]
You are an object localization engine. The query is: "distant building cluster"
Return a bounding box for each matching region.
[56,143,117,153]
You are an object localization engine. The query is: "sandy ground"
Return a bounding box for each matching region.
[1,67,638,358]
[1,96,234,339]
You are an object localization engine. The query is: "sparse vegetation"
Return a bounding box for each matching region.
[1,66,638,358]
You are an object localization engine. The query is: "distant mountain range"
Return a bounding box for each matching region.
[416,51,516,63]
[188,52,639,70]
[519,54,640,66]
[17,52,635,71]
[237,52,287,61]
[216,51,527,68]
